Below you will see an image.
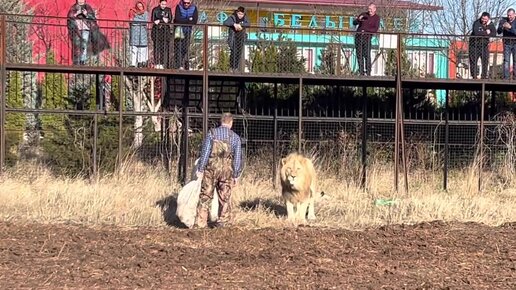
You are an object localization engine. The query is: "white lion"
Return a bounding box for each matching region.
[280,152,318,224]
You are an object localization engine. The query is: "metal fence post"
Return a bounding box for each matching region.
[202,24,209,136]
[273,82,278,188]
[93,112,98,177]
[478,83,485,192]
[336,44,342,75]
[178,85,190,185]
[298,77,303,153]
[118,71,124,173]
[361,86,368,189]
[443,89,449,191]
[116,34,127,176]
[394,39,400,192]
[394,32,408,194]
[0,15,6,174]
[182,108,190,184]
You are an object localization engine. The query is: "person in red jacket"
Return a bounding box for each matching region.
[353,3,380,76]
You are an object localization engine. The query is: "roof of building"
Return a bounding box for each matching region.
[225,0,443,11]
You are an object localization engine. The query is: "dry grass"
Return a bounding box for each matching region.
[0,158,515,230]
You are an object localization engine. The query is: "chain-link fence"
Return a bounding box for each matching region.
[3,67,514,194]
[1,13,516,193]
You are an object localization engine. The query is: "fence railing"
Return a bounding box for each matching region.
[4,14,516,81]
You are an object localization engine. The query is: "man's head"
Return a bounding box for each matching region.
[480,12,490,25]
[220,112,234,128]
[136,1,144,11]
[77,0,85,6]
[182,0,192,7]
[368,3,376,16]
[508,8,515,21]
[236,6,245,19]
[159,0,167,9]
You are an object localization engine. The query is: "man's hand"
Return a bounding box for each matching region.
[163,17,169,23]
[234,23,242,31]
[154,20,160,25]
[486,29,491,34]
[196,171,204,180]
[503,22,511,30]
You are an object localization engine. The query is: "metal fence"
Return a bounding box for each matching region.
[4,14,516,81]
[1,14,516,194]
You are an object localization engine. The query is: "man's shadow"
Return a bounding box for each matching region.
[155,194,189,229]
[239,198,287,217]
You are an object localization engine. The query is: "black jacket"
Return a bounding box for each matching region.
[469,19,495,47]
[151,6,173,25]
[224,13,250,47]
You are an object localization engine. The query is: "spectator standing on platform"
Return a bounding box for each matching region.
[352,3,380,76]
[151,0,172,69]
[67,0,110,65]
[129,1,149,67]
[195,113,242,228]
[469,12,496,79]
[173,0,198,70]
[224,6,249,72]
[497,8,516,79]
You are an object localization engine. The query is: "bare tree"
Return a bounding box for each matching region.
[419,0,513,78]
[421,0,511,36]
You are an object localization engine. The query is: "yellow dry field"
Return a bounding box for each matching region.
[0,159,515,229]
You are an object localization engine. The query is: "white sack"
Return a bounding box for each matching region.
[176,179,202,228]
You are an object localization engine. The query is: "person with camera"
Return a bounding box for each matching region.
[67,0,109,65]
[224,6,249,72]
[469,12,496,79]
[151,0,173,69]
[497,8,516,79]
[173,0,198,70]
[352,3,380,76]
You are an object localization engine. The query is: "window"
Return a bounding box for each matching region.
[371,50,385,76]
[298,48,314,73]
[407,51,436,77]
[427,52,435,75]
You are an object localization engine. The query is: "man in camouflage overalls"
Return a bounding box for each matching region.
[195,113,242,228]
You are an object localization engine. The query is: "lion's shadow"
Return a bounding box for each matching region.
[155,194,189,229]
[239,198,287,217]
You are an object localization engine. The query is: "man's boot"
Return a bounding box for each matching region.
[195,206,209,229]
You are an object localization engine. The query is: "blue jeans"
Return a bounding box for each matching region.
[503,42,516,79]
[72,30,90,65]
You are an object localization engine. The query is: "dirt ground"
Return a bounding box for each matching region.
[0,221,515,289]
